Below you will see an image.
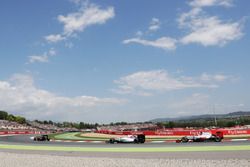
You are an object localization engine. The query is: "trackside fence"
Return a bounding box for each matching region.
[0,131,49,135]
[96,128,250,136]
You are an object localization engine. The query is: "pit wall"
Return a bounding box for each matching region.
[96,128,250,136]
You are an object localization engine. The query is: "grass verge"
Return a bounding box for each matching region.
[49,132,250,141]
[50,133,181,141]
[0,144,250,152]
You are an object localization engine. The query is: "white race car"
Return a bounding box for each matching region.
[106,134,145,144]
[177,131,223,143]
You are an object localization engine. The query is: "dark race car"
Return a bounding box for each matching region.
[106,134,145,144]
[177,131,224,143]
[33,134,50,141]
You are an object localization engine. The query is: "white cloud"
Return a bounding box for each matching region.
[180,16,243,46]
[168,94,246,117]
[28,48,57,64]
[45,2,115,43]
[178,8,203,28]
[48,48,56,56]
[124,0,244,50]
[200,73,230,82]
[29,54,49,63]
[69,0,82,5]
[135,31,143,37]
[168,93,210,116]
[123,37,177,50]
[178,0,243,46]
[148,18,161,32]
[0,74,125,121]
[59,4,114,36]
[65,42,74,48]
[45,34,65,43]
[113,70,230,96]
[189,0,233,8]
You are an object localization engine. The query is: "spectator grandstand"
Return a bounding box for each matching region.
[97,123,158,132]
[0,120,36,131]
[26,121,79,132]
[0,120,79,132]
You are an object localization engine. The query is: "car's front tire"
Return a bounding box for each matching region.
[109,139,115,144]
[134,139,139,144]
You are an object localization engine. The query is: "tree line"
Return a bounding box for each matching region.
[0,110,98,129]
[156,116,250,128]
[34,119,98,129]
[0,110,26,124]
[2,110,250,129]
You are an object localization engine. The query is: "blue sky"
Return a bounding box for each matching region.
[0,0,250,123]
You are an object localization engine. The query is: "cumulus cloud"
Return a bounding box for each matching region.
[168,93,211,116]
[179,6,243,46]
[168,93,245,117]
[123,37,177,50]
[178,0,243,46]
[178,8,203,28]
[200,73,230,82]
[189,0,233,8]
[123,0,244,50]
[28,54,49,64]
[0,74,125,120]
[148,18,161,32]
[181,20,242,46]
[69,0,83,5]
[180,0,243,46]
[135,31,143,37]
[44,34,65,43]
[28,48,56,64]
[45,2,115,43]
[123,18,177,51]
[59,4,114,36]
[123,17,177,51]
[113,70,231,96]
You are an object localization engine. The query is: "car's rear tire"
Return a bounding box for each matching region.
[181,137,189,143]
[140,139,145,143]
[214,136,222,142]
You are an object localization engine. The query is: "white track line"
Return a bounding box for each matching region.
[150,141,165,143]
[231,139,248,141]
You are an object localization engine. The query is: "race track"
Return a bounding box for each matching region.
[1,134,250,159]
[1,134,250,147]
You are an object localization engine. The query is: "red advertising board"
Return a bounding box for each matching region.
[96,128,250,136]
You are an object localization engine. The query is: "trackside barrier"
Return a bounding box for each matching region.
[1,129,250,136]
[0,131,49,135]
[96,128,250,136]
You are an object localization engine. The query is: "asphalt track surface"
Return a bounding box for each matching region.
[1,134,250,159]
[1,134,250,147]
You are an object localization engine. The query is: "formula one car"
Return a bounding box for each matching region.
[106,134,145,144]
[33,134,50,141]
[177,131,223,143]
